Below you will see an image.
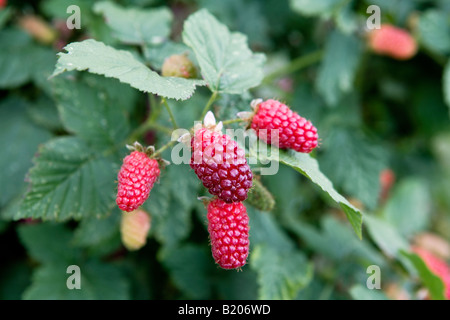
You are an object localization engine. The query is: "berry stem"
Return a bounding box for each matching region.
[222,118,246,125]
[200,91,218,120]
[161,97,178,129]
[151,139,177,158]
[128,121,172,144]
[263,50,323,84]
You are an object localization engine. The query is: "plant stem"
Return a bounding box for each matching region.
[151,139,177,158]
[161,97,178,129]
[200,91,218,120]
[263,50,323,84]
[222,118,246,125]
[128,122,173,144]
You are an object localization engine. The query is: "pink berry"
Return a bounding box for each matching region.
[251,99,318,153]
[207,198,250,269]
[116,151,160,212]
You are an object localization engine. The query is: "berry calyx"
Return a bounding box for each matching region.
[120,209,151,251]
[250,99,319,153]
[116,142,160,212]
[190,113,253,203]
[161,54,197,79]
[207,198,250,270]
[367,24,417,60]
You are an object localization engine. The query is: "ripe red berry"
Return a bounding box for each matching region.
[207,198,250,269]
[116,150,160,212]
[367,24,417,60]
[190,127,253,203]
[250,99,318,153]
[413,246,450,299]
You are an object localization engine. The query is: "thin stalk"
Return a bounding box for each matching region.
[263,50,323,84]
[221,118,246,126]
[200,91,218,120]
[161,98,178,129]
[127,122,172,144]
[151,139,177,158]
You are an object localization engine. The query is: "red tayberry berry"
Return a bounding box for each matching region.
[116,150,160,212]
[190,128,253,203]
[207,198,250,270]
[367,24,417,60]
[250,99,318,153]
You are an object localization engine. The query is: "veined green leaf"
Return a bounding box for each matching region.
[250,142,363,239]
[52,75,134,149]
[93,1,172,45]
[52,39,206,100]
[17,137,119,221]
[182,9,265,94]
[316,30,363,106]
[250,245,313,300]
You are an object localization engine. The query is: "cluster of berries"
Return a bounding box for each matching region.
[116,99,318,269]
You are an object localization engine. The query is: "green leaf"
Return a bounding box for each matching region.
[17,223,81,264]
[349,285,389,300]
[442,59,450,116]
[73,213,121,256]
[316,30,363,106]
[383,178,431,237]
[52,75,133,149]
[0,7,12,30]
[182,9,265,94]
[251,142,363,239]
[216,270,259,300]
[400,250,446,300]
[250,245,313,300]
[52,39,206,100]
[26,95,63,132]
[247,207,295,252]
[0,98,52,208]
[143,177,192,249]
[418,10,450,55]
[17,137,119,221]
[23,260,130,300]
[93,1,172,45]
[0,29,35,88]
[320,128,387,210]
[292,216,385,265]
[364,215,409,259]
[161,244,214,299]
[0,262,32,300]
[290,0,347,17]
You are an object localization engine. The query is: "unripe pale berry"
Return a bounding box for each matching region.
[161,54,197,79]
[367,24,417,60]
[120,209,151,251]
